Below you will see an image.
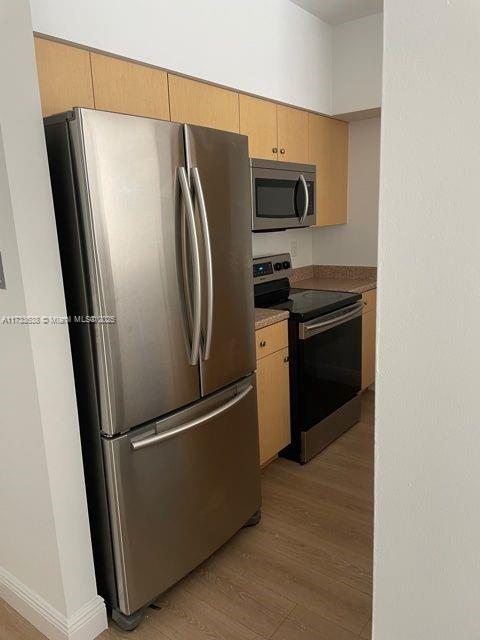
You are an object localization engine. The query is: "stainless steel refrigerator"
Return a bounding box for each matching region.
[44,108,261,630]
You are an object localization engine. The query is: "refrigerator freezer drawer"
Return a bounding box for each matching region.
[102,374,261,615]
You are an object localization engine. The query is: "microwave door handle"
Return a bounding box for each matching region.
[299,174,309,225]
[191,167,213,361]
[178,167,202,365]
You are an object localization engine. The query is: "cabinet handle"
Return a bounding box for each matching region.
[280,148,286,155]
[283,355,289,363]
[260,340,267,347]
[272,147,278,154]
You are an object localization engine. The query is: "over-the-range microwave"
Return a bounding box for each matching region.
[250,158,316,231]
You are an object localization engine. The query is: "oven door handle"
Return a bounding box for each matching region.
[299,301,364,339]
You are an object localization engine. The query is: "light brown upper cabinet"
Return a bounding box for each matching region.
[277,105,309,164]
[309,113,349,227]
[239,95,278,160]
[91,53,170,120]
[34,37,94,116]
[168,75,239,133]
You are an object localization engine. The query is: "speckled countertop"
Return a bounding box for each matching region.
[291,265,377,294]
[254,308,289,331]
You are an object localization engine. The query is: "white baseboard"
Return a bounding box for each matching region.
[0,566,107,640]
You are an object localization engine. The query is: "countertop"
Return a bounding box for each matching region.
[291,265,376,294]
[254,308,289,331]
[293,276,376,294]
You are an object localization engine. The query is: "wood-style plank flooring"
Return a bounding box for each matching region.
[1,392,374,640]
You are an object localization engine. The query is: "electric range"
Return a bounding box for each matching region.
[253,254,363,463]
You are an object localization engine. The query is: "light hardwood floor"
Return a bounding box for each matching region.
[1,392,374,640]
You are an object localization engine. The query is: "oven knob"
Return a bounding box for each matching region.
[274,262,282,271]
[282,261,291,269]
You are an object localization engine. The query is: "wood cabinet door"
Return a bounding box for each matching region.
[34,38,94,116]
[239,95,278,160]
[257,346,291,466]
[362,309,376,390]
[168,75,239,133]
[277,105,309,164]
[91,53,170,120]
[309,113,349,227]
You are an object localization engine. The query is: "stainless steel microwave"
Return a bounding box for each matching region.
[250,158,316,231]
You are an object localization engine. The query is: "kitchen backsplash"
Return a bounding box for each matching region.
[252,228,313,268]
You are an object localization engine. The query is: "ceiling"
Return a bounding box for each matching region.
[290,0,383,25]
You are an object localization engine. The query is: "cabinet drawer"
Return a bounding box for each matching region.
[362,289,377,314]
[256,321,288,360]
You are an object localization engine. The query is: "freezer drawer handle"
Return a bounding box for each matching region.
[130,384,254,451]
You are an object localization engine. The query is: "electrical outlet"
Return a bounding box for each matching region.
[290,240,298,258]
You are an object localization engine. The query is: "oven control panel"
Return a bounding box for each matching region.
[252,253,293,284]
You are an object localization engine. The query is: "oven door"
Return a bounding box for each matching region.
[251,166,315,231]
[290,302,363,458]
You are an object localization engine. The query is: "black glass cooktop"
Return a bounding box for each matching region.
[255,285,361,322]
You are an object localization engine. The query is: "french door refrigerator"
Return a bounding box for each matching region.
[44,108,261,630]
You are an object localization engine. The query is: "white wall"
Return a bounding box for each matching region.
[374,1,480,638]
[0,2,106,638]
[30,0,333,115]
[312,117,380,266]
[252,228,313,267]
[0,123,67,614]
[333,13,383,116]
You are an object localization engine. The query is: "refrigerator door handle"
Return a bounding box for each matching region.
[191,167,214,361]
[178,167,202,365]
[130,384,253,451]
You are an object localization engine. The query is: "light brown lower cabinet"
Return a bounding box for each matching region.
[362,289,377,390]
[256,322,291,467]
